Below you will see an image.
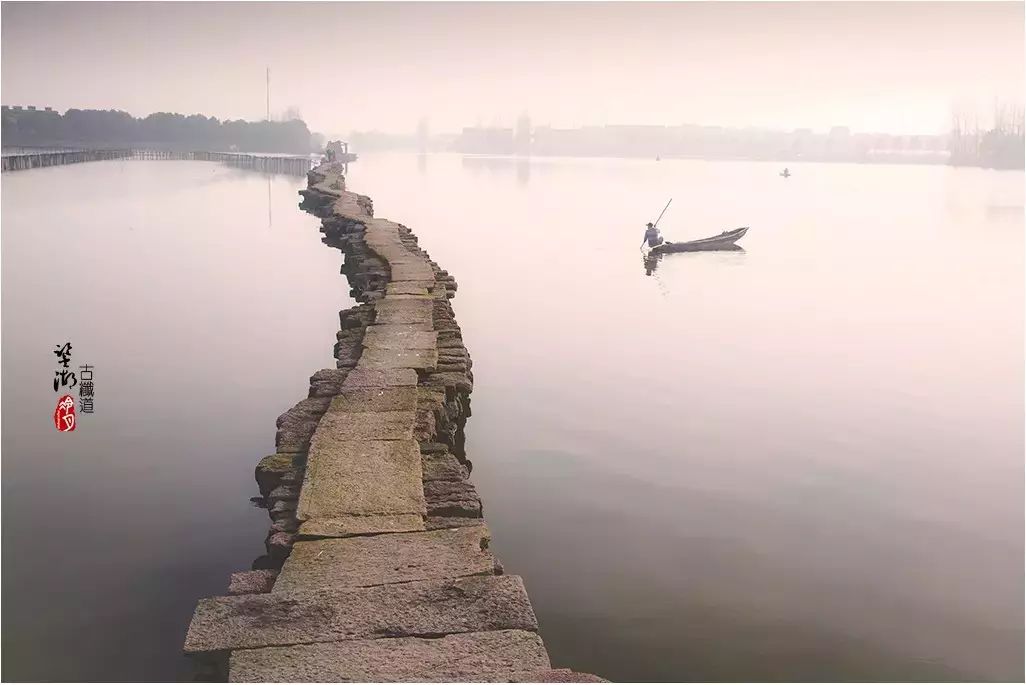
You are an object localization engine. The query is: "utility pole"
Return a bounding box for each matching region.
[266,67,270,121]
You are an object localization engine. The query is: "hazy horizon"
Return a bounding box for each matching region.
[2,2,1023,137]
[2,3,1023,681]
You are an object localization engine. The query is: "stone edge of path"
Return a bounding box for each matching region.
[181,161,605,683]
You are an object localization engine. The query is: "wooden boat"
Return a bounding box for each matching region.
[650,226,749,254]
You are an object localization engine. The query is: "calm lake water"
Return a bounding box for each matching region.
[2,155,1023,681]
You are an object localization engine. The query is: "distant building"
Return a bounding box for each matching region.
[515,113,531,156]
[604,124,667,156]
[417,118,429,153]
[445,119,949,164]
[791,128,813,156]
[827,126,853,156]
[456,127,514,155]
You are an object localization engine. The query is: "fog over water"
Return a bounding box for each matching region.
[1,162,340,680]
[1,154,1022,680]
[1,1,1024,682]
[346,153,1023,680]
[2,2,1023,134]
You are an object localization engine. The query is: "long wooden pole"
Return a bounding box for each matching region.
[654,198,672,228]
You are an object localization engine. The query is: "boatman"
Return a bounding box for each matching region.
[642,222,664,248]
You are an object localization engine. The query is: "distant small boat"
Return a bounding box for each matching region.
[780,168,791,178]
[650,227,749,253]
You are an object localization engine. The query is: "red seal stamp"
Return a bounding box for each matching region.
[54,394,76,432]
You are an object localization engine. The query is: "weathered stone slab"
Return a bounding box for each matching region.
[297,513,425,539]
[341,367,418,389]
[374,298,433,325]
[373,252,415,268]
[297,439,425,526]
[275,397,331,453]
[419,441,451,454]
[422,452,470,482]
[184,575,538,654]
[425,371,473,393]
[256,453,304,498]
[270,518,299,534]
[437,331,465,347]
[268,484,300,501]
[270,499,297,515]
[425,516,488,531]
[376,249,423,266]
[308,183,342,198]
[387,281,435,295]
[335,345,364,365]
[364,229,402,245]
[514,669,609,683]
[330,386,418,413]
[274,526,495,594]
[307,368,348,398]
[386,259,433,271]
[267,532,297,560]
[365,218,403,236]
[391,263,438,282]
[314,409,416,441]
[363,327,438,350]
[228,630,550,682]
[382,294,435,302]
[418,385,447,408]
[359,346,438,371]
[414,407,438,442]
[339,305,373,329]
[228,570,278,595]
[331,194,372,219]
[425,479,483,518]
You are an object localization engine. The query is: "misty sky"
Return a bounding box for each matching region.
[2,2,1023,136]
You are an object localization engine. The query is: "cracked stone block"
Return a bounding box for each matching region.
[184,575,538,654]
[228,570,278,596]
[273,525,494,594]
[228,630,550,683]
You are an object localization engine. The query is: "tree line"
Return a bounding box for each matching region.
[1,107,314,153]
[950,101,1025,169]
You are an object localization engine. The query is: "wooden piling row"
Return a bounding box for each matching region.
[1,149,313,176]
[0,149,132,172]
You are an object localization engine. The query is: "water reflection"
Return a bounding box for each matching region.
[517,158,530,185]
[345,152,1023,680]
[460,154,531,186]
[643,252,660,276]
[643,245,746,275]
[1,161,344,680]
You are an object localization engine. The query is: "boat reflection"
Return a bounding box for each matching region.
[643,252,660,276]
[643,245,746,276]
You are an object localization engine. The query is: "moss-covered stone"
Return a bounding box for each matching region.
[255,453,304,497]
